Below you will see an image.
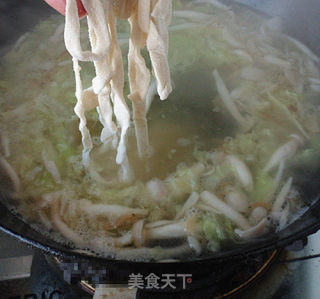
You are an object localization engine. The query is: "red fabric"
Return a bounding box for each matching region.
[44,0,87,18]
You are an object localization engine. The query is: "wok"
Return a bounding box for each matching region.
[0,0,320,293]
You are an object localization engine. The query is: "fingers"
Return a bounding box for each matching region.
[44,0,87,18]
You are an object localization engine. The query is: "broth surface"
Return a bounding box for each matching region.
[0,1,320,261]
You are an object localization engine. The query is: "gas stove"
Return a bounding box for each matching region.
[1,230,320,299]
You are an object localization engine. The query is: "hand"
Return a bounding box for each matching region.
[44,0,87,18]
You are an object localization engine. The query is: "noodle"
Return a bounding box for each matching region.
[64,0,173,174]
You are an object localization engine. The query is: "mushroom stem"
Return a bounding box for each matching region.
[196,202,222,214]
[200,191,251,230]
[0,132,10,158]
[263,137,302,173]
[235,218,268,240]
[225,189,249,214]
[284,35,319,63]
[145,220,177,229]
[114,232,133,247]
[50,200,85,246]
[42,150,61,184]
[227,155,253,192]
[138,214,202,246]
[79,199,148,219]
[272,177,293,213]
[175,192,199,219]
[0,157,21,191]
[144,220,186,240]
[213,69,253,131]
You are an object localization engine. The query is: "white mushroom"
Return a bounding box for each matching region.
[227,155,253,192]
[79,199,148,227]
[144,220,186,240]
[42,150,61,184]
[267,94,309,139]
[38,210,53,230]
[277,202,290,230]
[132,219,145,248]
[175,192,200,219]
[273,160,285,190]
[263,136,302,173]
[225,190,249,214]
[187,236,202,255]
[249,206,267,225]
[50,200,85,246]
[235,218,268,240]
[284,35,319,63]
[0,132,10,158]
[200,191,251,230]
[145,220,177,229]
[264,55,291,69]
[141,214,202,246]
[0,157,21,191]
[213,69,253,131]
[222,30,243,48]
[272,177,293,213]
[114,232,133,248]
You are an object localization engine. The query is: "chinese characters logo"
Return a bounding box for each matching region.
[128,273,192,290]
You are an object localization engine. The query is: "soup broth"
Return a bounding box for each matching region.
[0,1,320,261]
